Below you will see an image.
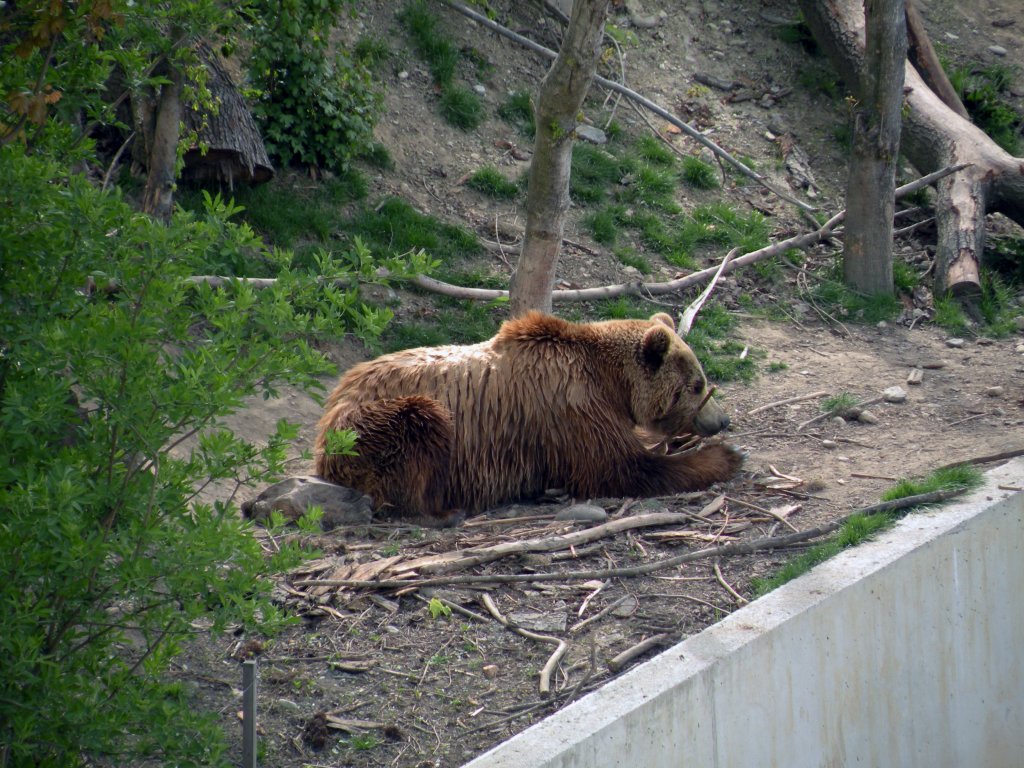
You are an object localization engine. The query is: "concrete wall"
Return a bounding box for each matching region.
[463,458,1024,768]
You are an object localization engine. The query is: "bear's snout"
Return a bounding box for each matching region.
[694,398,730,436]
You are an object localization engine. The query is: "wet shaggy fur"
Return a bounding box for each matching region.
[315,312,742,524]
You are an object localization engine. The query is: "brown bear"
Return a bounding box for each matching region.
[314,311,741,525]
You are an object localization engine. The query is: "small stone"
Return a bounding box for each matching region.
[821,439,838,450]
[985,386,1005,398]
[857,409,880,424]
[473,84,486,94]
[883,386,907,403]
[397,70,409,80]
[876,320,888,329]
[1016,343,1024,354]
[831,416,846,428]
[945,338,966,348]
[906,368,924,385]
[921,360,947,369]
[989,45,1008,56]
[482,665,499,679]
[241,475,374,530]
[612,595,638,617]
[556,503,609,524]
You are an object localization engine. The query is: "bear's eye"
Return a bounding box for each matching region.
[692,380,704,395]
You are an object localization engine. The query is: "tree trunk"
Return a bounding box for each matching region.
[799,0,1024,298]
[509,0,610,315]
[842,0,906,295]
[141,65,183,222]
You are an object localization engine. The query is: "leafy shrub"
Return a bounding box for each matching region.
[248,0,383,171]
[0,146,394,765]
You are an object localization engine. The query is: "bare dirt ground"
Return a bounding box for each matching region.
[174,0,1024,765]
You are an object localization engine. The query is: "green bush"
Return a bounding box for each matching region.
[0,146,395,765]
[248,0,383,171]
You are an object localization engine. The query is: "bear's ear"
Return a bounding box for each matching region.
[650,312,676,332]
[641,324,673,367]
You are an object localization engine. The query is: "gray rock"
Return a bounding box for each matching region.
[985,386,1005,398]
[857,410,880,425]
[945,337,966,348]
[821,439,838,450]
[883,386,907,404]
[830,416,847,428]
[241,475,373,530]
[555,503,609,524]
[989,45,1008,56]
[575,124,608,145]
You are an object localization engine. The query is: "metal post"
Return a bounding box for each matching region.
[242,659,257,768]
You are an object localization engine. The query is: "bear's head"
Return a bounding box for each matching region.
[629,313,730,438]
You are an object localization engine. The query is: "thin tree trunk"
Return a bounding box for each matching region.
[509,0,610,315]
[842,0,906,295]
[799,0,1024,298]
[141,65,183,222]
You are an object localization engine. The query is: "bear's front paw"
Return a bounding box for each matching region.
[695,440,745,482]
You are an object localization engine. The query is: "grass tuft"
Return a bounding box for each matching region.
[498,90,535,136]
[440,86,485,130]
[681,156,719,189]
[466,166,518,199]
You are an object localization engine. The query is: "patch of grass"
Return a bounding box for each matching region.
[821,392,858,416]
[812,276,901,324]
[584,206,620,246]
[948,62,1022,153]
[986,235,1024,284]
[881,464,982,502]
[932,294,969,335]
[614,247,651,274]
[976,272,1022,337]
[466,166,518,199]
[498,89,535,136]
[440,85,485,130]
[359,142,394,170]
[767,361,788,373]
[382,299,501,351]
[681,156,719,189]
[634,135,676,166]
[400,1,458,86]
[621,164,680,211]
[353,35,391,69]
[686,302,758,382]
[595,296,648,320]
[753,465,981,597]
[691,203,770,253]
[799,64,841,98]
[570,144,626,203]
[346,197,482,266]
[892,260,919,292]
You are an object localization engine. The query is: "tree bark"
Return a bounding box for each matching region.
[141,65,183,222]
[509,0,610,315]
[842,0,906,295]
[799,0,1024,298]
